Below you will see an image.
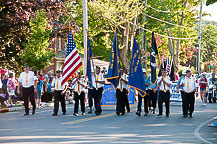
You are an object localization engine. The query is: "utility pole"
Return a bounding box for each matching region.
[197,0,203,73]
[83,0,88,75]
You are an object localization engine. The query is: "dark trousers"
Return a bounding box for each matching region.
[93,87,103,114]
[149,89,157,109]
[47,92,53,102]
[158,91,170,116]
[53,90,66,115]
[137,93,149,113]
[88,88,94,109]
[74,92,85,113]
[123,89,130,112]
[116,89,127,114]
[180,91,185,114]
[183,92,195,115]
[23,86,36,114]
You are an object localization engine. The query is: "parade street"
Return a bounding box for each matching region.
[0,98,216,144]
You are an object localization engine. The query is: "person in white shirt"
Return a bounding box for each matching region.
[51,70,67,116]
[180,70,198,118]
[92,66,105,116]
[116,68,128,116]
[71,72,87,116]
[157,69,172,117]
[17,65,37,116]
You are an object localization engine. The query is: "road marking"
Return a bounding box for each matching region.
[194,116,217,144]
[62,109,136,125]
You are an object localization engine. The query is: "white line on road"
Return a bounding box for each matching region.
[194,116,217,144]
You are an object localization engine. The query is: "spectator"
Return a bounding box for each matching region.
[36,77,44,109]
[199,73,208,106]
[7,73,16,105]
[47,79,53,102]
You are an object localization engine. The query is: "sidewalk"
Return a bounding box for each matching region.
[0,102,65,113]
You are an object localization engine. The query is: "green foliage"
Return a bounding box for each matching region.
[21,10,55,71]
[206,0,217,6]
[201,24,217,63]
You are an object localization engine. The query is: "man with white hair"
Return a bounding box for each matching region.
[17,65,37,116]
[177,70,186,116]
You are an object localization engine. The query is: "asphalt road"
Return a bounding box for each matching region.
[0,98,216,144]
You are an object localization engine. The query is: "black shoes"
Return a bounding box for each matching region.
[144,113,148,116]
[166,115,169,118]
[24,113,29,116]
[116,112,120,116]
[183,114,188,118]
[136,111,141,116]
[189,114,193,118]
[52,113,57,116]
[95,112,101,116]
[32,110,35,115]
[62,112,66,115]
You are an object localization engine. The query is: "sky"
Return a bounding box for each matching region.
[202,3,217,22]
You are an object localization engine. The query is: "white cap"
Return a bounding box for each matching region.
[142,68,146,73]
[182,70,186,75]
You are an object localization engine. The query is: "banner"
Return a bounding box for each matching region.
[101,84,135,106]
[170,82,182,102]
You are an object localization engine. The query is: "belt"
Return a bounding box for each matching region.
[23,85,34,89]
[185,91,194,94]
[160,90,169,92]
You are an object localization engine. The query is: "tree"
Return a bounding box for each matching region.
[206,0,217,6]
[20,10,55,71]
[0,0,66,71]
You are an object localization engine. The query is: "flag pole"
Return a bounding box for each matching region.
[169,56,173,75]
[83,0,88,75]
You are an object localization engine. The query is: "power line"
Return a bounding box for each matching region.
[93,0,198,40]
[201,30,217,40]
[111,0,194,29]
[202,37,217,48]
[201,33,217,44]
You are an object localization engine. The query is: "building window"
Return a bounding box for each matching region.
[58,37,61,51]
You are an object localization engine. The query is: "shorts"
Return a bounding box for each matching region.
[200,88,206,91]
[36,91,41,99]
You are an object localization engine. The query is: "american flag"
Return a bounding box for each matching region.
[61,30,82,86]
[166,55,171,75]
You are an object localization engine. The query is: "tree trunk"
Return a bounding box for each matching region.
[120,22,130,71]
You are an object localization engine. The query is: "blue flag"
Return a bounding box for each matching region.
[150,31,158,85]
[128,37,146,97]
[86,35,93,85]
[106,30,120,89]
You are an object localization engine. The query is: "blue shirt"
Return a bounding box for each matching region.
[177,76,184,90]
[144,75,150,89]
[37,80,44,92]
[47,83,52,93]
[148,76,157,89]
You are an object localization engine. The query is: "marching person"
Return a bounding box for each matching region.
[177,70,186,116]
[123,69,130,113]
[87,71,94,114]
[180,70,198,118]
[136,69,150,117]
[157,69,172,117]
[148,73,158,114]
[72,72,87,116]
[51,70,67,116]
[92,66,105,116]
[116,68,128,116]
[17,65,37,116]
